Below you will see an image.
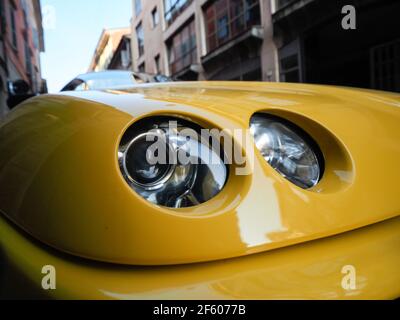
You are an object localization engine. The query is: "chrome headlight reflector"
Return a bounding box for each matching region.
[119,117,228,208]
[123,132,175,190]
[250,114,324,189]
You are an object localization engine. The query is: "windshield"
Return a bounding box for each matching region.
[85,72,136,90]
[61,71,173,92]
[61,71,137,91]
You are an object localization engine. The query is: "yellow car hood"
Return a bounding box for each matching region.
[0,81,399,265]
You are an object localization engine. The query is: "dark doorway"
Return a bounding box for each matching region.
[303,1,400,92]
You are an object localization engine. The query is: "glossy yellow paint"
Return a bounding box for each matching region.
[0,82,399,267]
[1,213,399,299]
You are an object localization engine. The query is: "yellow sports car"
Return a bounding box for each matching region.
[0,71,399,300]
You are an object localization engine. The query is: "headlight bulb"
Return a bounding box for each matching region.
[250,114,324,189]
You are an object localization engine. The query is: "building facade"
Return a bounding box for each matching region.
[130,0,278,81]
[88,27,131,72]
[272,0,400,92]
[0,0,45,119]
[131,0,400,92]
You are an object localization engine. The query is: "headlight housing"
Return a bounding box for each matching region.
[119,117,228,208]
[250,114,324,189]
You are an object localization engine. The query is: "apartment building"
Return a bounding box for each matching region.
[0,0,45,119]
[131,0,278,81]
[131,0,400,92]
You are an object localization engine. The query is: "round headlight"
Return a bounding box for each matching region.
[119,117,228,208]
[123,132,175,190]
[250,114,324,189]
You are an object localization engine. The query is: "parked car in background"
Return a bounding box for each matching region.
[6,71,172,110]
[61,71,173,92]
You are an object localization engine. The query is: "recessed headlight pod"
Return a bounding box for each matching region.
[250,113,324,189]
[119,116,228,208]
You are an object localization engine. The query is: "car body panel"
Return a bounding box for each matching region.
[0,82,399,266]
[1,213,399,299]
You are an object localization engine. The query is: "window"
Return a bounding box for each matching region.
[24,42,32,73]
[9,6,17,48]
[280,55,299,82]
[154,54,160,73]
[371,39,400,92]
[135,0,142,16]
[151,7,159,28]
[138,62,145,73]
[164,0,193,26]
[168,20,197,74]
[205,0,261,52]
[23,9,28,29]
[136,22,144,57]
[279,39,302,83]
[32,28,39,49]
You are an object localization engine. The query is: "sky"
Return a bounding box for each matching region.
[40,0,132,93]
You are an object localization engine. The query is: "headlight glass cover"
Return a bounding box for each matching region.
[119,117,228,208]
[250,114,323,189]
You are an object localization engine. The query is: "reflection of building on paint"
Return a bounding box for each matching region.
[130,0,400,92]
[88,27,131,72]
[0,0,46,119]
